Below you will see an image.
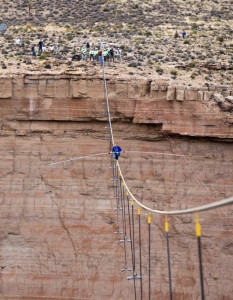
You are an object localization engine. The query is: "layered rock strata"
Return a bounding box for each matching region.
[0,74,232,300]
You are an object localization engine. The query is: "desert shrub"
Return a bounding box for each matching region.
[189,61,196,68]
[67,35,73,41]
[44,64,51,69]
[144,31,152,37]
[39,54,48,60]
[156,66,163,74]
[184,40,190,44]
[25,23,32,29]
[170,70,177,76]
[191,72,197,79]
[191,23,198,30]
[217,36,224,42]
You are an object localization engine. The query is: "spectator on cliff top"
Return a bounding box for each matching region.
[21,38,25,48]
[174,31,179,38]
[89,49,94,61]
[112,144,123,161]
[81,47,87,60]
[38,40,43,53]
[109,48,114,62]
[32,46,36,57]
[50,45,54,55]
[182,31,187,39]
[15,37,20,45]
[98,48,103,66]
[55,42,59,54]
[116,48,121,61]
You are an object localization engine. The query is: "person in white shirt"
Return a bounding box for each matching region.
[50,45,54,55]
[15,37,20,45]
[116,48,121,61]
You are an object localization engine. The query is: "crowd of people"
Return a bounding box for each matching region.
[31,40,59,57]
[80,42,122,65]
[15,38,122,65]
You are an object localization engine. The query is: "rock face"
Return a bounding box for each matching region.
[0,74,233,300]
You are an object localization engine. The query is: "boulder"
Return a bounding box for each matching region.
[226,96,233,104]
[214,93,225,103]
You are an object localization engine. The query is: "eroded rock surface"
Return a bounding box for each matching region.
[0,74,232,299]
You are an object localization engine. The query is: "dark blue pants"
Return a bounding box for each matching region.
[113,152,120,160]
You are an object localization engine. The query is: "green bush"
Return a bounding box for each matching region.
[67,35,73,41]
[145,31,152,37]
[156,66,163,74]
[191,23,198,30]
[190,72,197,79]
[189,61,196,68]
[39,54,48,60]
[170,70,177,76]
[184,40,190,44]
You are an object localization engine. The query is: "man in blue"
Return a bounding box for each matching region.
[182,31,187,39]
[112,144,122,160]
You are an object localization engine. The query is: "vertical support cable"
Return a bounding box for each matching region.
[120,178,130,271]
[196,212,205,300]
[127,194,134,268]
[148,214,151,300]
[165,216,173,300]
[138,207,143,300]
[114,164,122,235]
[131,199,137,300]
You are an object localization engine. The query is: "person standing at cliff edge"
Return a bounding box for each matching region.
[112,144,123,160]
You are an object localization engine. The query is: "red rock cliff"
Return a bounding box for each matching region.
[0,74,232,300]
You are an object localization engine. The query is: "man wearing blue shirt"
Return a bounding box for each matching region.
[112,144,122,160]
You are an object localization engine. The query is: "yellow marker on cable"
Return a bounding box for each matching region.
[131,199,134,206]
[122,181,124,187]
[138,207,141,215]
[165,215,169,232]
[126,190,128,196]
[195,212,201,237]
[148,214,151,224]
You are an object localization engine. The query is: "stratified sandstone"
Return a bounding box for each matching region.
[0,73,232,300]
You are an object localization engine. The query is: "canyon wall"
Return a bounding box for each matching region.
[0,73,233,300]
